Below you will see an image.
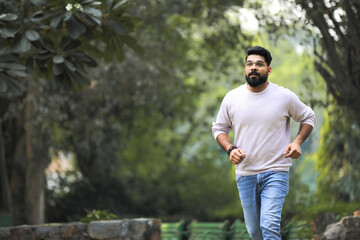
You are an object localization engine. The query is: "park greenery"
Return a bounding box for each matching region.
[0,0,359,237]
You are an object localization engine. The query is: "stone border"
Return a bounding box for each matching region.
[0,218,161,240]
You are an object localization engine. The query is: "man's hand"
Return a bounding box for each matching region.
[283,124,313,159]
[283,142,301,159]
[230,148,247,165]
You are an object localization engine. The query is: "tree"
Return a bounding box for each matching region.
[315,104,360,203]
[0,0,141,225]
[292,0,360,209]
[295,0,360,125]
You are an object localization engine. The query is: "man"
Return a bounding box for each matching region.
[212,46,316,240]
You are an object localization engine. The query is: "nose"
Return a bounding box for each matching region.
[250,63,258,70]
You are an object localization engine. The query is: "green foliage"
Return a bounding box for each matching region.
[44,0,251,222]
[0,55,26,94]
[308,202,360,221]
[80,209,118,224]
[0,0,141,94]
[282,219,313,239]
[314,104,360,203]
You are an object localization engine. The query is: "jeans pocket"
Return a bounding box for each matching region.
[235,175,245,182]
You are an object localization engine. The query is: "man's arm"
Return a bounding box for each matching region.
[216,133,246,165]
[283,123,313,159]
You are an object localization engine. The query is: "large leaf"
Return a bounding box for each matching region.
[64,40,81,51]
[53,55,64,64]
[0,77,7,92]
[0,63,26,70]
[59,36,67,49]
[5,69,27,77]
[50,13,64,29]
[31,10,54,22]
[82,7,102,17]
[66,16,86,39]
[80,0,98,5]
[113,0,127,10]
[12,35,31,53]
[81,0,102,6]
[38,38,56,52]
[36,51,53,60]
[106,0,114,12]
[0,27,19,38]
[107,20,127,35]
[2,75,22,95]
[68,51,96,67]
[66,68,88,85]
[0,13,18,21]
[82,55,97,67]
[52,63,64,75]
[72,61,87,75]
[79,13,101,26]
[64,11,72,21]
[64,59,76,71]
[25,29,40,41]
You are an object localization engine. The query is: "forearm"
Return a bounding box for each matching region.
[293,123,313,145]
[216,133,233,151]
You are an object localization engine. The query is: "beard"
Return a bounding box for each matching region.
[245,71,268,87]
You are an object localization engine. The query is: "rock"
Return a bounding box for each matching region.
[10,225,35,240]
[0,218,160,240]
[35,225,61,240]
[88,218,161,240]
[0,227,10,240]
[60,222,87,239]
[88,220,124,239]
[322,222,346,239]
[314,216,360,240]
[311,212,337,235]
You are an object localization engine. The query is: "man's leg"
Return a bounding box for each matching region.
[259,171,289,240]
[236,175,263,240]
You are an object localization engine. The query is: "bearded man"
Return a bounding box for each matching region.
[212,46,316,240]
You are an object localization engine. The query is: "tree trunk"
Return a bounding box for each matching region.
[24,98,49,225]
[10,127,27,225]
[0,126,11,212]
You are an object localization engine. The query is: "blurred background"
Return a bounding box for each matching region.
[0,0,359,237]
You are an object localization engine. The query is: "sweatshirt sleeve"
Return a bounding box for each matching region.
[288,91,316,127]
[212,95,233,140]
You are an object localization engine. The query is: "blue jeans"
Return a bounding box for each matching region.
[235,171,289,240]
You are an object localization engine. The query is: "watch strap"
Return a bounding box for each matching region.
[227,145,237,156]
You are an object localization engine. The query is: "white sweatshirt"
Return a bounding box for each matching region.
[212,82,316,176]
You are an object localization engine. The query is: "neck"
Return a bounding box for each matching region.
[247,81,269,93]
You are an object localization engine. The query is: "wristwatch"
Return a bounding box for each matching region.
[227,145,237,156]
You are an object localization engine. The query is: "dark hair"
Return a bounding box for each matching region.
[245,46,272,66]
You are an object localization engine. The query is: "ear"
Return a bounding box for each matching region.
[268,66,272,75]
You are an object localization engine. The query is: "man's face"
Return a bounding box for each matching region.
[244,54,272,87]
